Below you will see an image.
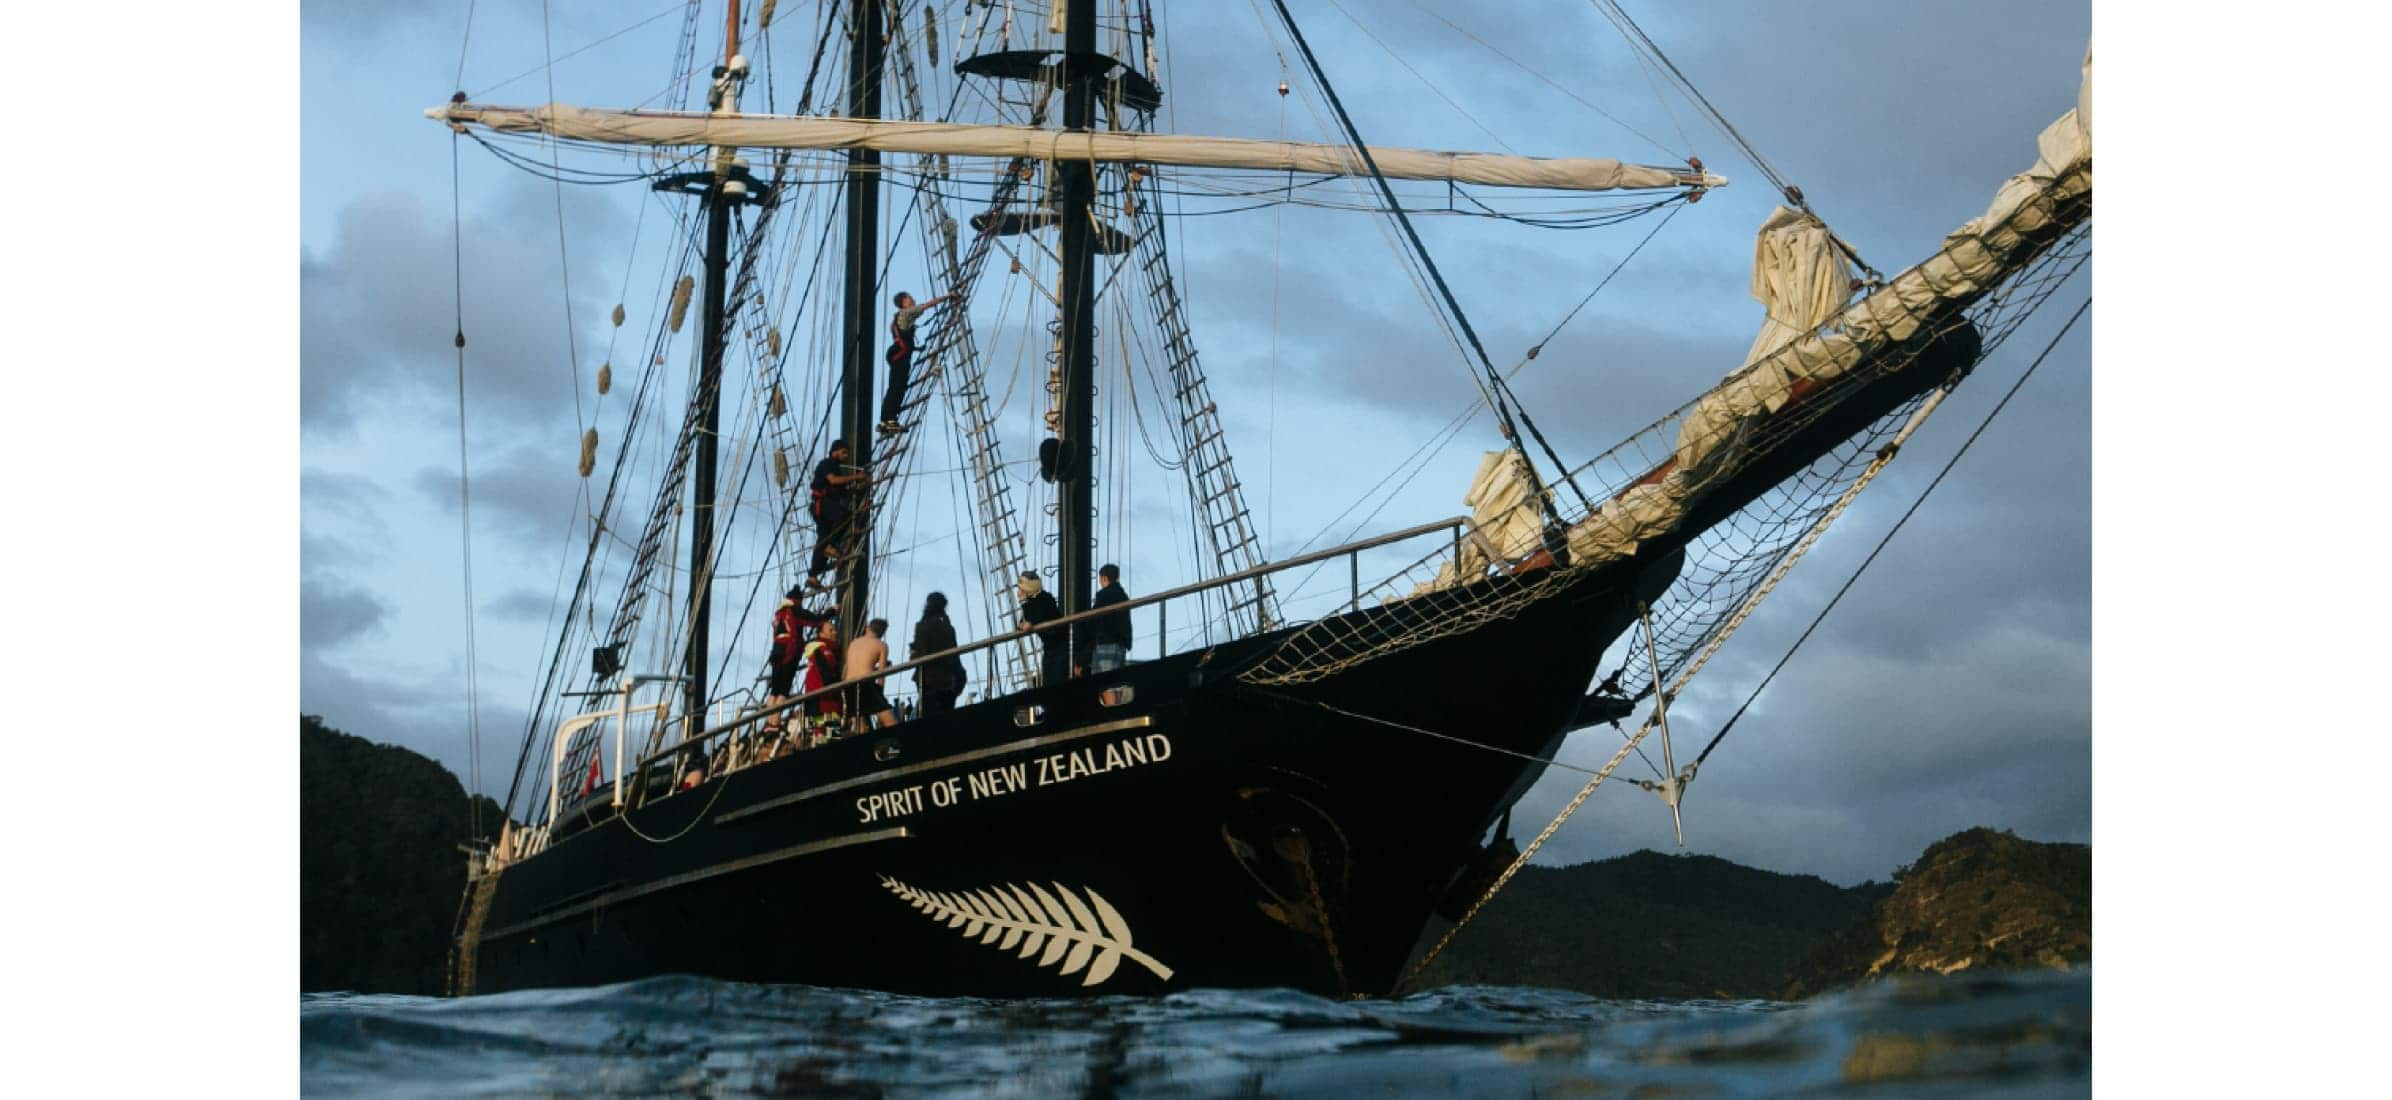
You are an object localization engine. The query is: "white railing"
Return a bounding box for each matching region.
[546,674,679,831]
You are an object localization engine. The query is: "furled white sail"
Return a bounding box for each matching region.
[429,103,1724,193]
[1415,450,1545,593]
[1561,53,2094,569]
[1740,207,1859,369]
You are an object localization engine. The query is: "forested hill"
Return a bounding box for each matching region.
[300,715,503,994]
[1419,830,2089,999]
[1419,850,1894,999]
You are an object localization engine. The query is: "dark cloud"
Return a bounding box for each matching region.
[300,645,453,760]
[303,641,531,804]
[302,182,633,440]
[300,468,390,527]
[301,470,396,578]
[482,587,562,625]
[301,578,390,650]
[301,0,425,43]
[301,533,373,575]
[408,441,588,552]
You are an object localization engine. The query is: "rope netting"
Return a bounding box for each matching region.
[1612,225,2089,702]
[1241,158,2090,688]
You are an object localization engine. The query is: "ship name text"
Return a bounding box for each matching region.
[855,732,1175,824]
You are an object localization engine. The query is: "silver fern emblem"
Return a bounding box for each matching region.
[878,875,1175,986]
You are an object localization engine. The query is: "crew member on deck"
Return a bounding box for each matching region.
[1016,572,1068,687]
[845,618,899,731]
[911,591,967,716]
[1084,563,1132,676]
[766,587,828,739]
[807,439,868,590]
[800,618,845,743]
[880,290,955,435]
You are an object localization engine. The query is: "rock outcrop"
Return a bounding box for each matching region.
[1781,827,2089,998]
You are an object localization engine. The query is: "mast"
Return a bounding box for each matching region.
[838,0,885,641]
[1055,0,1098,642]
[682,0,744,732]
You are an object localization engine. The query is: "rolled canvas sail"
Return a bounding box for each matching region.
[431,103,1721,193]
[1559,65,2092,569]
[1414,450,1545,593]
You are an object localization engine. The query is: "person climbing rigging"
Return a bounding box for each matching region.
[879,290,955,434]
[807,439,868,590]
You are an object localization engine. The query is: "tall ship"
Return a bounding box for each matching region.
[431,0,2091,998]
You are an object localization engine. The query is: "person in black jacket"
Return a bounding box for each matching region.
[1015,572,1068,687]
[1084,563,1132,675]
[910,591,967,717]
[806,439,868,589]
[880,290,954,434]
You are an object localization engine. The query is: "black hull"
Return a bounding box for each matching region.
[455,562,1663,999]
[453,323,1982,1000]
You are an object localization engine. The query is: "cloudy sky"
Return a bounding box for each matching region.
[293,0,2096,886]
[30,2,2392,1086]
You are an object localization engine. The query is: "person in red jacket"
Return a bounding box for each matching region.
[765,587,827,739]
[800,618,845,745]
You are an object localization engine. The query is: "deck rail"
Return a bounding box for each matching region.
[503,514,1485,856]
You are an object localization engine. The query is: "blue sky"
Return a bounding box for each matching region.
[295,0,2096,886]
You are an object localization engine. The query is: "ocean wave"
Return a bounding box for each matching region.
[302,969,2087,1097]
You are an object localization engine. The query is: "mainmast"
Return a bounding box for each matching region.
[838,0,885,641]
[674,1,752,732]
[1055,0,1099,640]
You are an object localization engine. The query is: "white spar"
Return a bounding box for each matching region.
[429,102,1726,193]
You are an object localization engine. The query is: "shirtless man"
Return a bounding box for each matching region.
[843,618,899,731]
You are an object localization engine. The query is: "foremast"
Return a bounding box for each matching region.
[1054,0,1100,637]
[837,0,885,642]
[675,1,752,734]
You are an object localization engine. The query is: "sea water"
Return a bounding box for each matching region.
[301,969,2088,1096]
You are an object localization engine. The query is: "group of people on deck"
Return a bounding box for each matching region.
[761,563,1131,746]
[1013,564,1132,688]
[758,284,1136,748]
[761,592,957,744]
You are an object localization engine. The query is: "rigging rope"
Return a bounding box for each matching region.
[451,129,485,841]
[541,0,589,436]
[1394,290,2090,991]
[1323,0,1516,155]
[453,0,478,93]
[1255,691,1630,782]
[1398,712,1658,992]
[1524,199,1683,361]
[1265,0,1592,520]
[1585,0,1879,280]
[1406,0,1677,159]
[471,2,693,101]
